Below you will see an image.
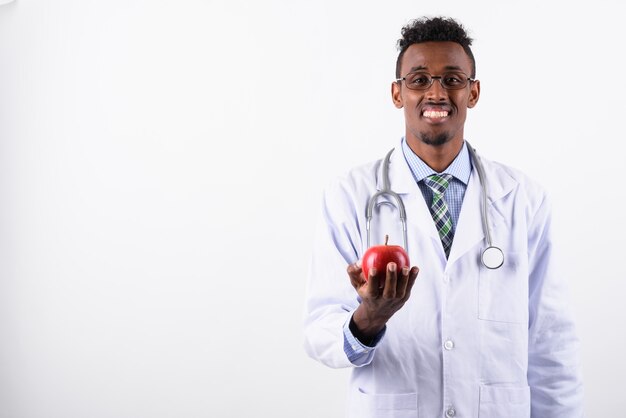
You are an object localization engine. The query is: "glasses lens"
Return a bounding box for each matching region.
[404,72,432,90]
[440,73,469,89]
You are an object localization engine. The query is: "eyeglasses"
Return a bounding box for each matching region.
[396,71,474,90]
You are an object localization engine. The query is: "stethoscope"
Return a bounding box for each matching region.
[365,142,505,269]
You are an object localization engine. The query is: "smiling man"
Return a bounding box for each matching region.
[303,17,584,417]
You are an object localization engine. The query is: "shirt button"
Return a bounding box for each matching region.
[444,340,455,350]
[445,407,456,417]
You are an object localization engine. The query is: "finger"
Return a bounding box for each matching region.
[347,263,365,289]
[382,262,397,299]
[397,266,411,297]
[402,266,419,301]
[366,267,381,297]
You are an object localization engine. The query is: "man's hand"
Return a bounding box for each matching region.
[347,261,419,341]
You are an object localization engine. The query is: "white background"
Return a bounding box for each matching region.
[0,1,624,417]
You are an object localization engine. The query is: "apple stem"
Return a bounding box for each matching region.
[385,235,389,245]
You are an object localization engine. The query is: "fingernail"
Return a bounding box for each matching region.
[370,267,377,276]
[356,259,362,268]
[388,263,396,272]
[402,266,409,275]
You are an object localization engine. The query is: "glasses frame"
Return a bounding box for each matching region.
[395,71,475,91]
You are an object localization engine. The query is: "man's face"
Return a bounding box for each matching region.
[392,41,480,149]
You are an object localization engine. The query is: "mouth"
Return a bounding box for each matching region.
[421,106,452,122]
[423,110,449,119]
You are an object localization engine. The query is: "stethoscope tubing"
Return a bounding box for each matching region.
[366,148,408,249]
[365,142,504,269]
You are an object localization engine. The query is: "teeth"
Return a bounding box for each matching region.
[423,110,448,118]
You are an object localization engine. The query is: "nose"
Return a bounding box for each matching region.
[424,78,448,101]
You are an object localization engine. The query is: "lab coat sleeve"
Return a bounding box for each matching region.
[303,175,384,368]
[526,193,584,416]
[343,317,386,366]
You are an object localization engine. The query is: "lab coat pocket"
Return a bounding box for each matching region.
[478,251,526,324]
[478,385,530,418]
[353,388,419,418]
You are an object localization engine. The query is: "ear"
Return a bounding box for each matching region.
[391,81,403,109]
[467,79,480,108]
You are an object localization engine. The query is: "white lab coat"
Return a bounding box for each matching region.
[303,141,583,418]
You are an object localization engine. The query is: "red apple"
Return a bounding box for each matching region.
[361,235,410,283]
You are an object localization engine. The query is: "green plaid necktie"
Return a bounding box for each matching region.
[424,174,454,257]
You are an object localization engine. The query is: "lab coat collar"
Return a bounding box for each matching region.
[377,139,476,193]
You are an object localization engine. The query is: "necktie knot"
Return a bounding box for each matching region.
[424,174,453,196]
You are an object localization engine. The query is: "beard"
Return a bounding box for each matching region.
[418,132,451,146]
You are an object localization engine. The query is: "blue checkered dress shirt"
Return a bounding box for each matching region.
[401,138,472,234]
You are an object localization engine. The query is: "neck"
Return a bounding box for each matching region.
[406,137,464,173]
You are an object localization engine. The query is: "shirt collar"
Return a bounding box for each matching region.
[401,137,472,185]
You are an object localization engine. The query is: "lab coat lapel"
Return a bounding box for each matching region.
[447,153,518,267]
[447,168,483,266]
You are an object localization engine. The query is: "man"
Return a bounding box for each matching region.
[303,16,583,417]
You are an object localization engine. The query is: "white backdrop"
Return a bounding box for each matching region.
[0,1,623,417]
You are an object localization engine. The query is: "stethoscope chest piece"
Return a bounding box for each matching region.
[482,246,504,269]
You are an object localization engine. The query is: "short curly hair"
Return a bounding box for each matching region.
[395,17,476,79]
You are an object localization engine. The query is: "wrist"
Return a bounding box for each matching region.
[351,305,387,342]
